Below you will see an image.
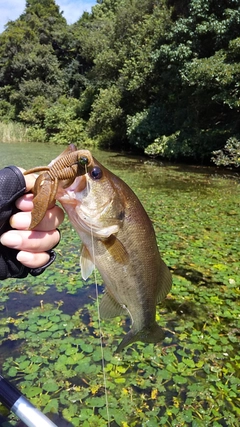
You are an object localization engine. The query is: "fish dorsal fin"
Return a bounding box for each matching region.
[80,245,95,280]
[157,259,172,303]
[103,235,129,264]
[100,291,126,319]
[48,144,76,167]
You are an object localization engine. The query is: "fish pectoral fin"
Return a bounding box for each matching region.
[80,245,95,280]
[157,259,172,303]
[94,224,119,239]
[100,291,126,319]
[102,235,129,264]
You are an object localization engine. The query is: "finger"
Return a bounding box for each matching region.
[34,205,65,231]
[15,193,34,211]
[16,193,57,212]
[10,206,65,231]
[18,167,37,192]
[17,167,56,210]
[16,251,50,269]
[0,229,60,252]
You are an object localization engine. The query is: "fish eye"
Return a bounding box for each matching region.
[78,156,89,166]
[90,166,103,180]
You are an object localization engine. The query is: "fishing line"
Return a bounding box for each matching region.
[86,165,111,426]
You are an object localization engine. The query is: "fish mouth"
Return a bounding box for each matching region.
[56,175,87,203]
[66,175,87,192]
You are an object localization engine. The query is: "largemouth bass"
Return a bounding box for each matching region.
[56,147,172,352]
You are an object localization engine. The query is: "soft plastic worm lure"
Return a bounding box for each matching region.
[24,144,91,229]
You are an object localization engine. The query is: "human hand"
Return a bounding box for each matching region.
[0,169,65,270]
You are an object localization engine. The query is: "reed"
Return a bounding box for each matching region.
[0,121,29,143]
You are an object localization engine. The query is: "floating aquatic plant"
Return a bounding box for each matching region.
[0,143,239,426]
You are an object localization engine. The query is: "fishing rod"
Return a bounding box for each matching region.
[0,374,58,427]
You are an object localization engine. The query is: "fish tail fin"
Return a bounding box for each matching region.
[115,322,165,352]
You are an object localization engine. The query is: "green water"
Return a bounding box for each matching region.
[0,142,239,427]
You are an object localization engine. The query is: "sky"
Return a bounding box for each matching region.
[0,0,96,33]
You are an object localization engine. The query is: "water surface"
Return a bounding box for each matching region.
[0,142,239,427]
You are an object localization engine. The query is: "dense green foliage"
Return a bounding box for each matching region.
[0,143,239,426]
[212,137,240,168]
[0,0,240,163]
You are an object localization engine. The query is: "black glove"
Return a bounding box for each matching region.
[0,166,56,280]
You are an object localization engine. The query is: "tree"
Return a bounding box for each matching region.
[126,0,240,160]
[0,0,67,119]
[0,0,239,163]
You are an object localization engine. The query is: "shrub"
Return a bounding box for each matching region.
[144,132,180,159]
[49,118,89,146]
[19,96,50,127]
[87,86,123,146]
[126,104,174,149]
[212,137,240,168]
[0,101,16,122]
[26,126,47,143]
